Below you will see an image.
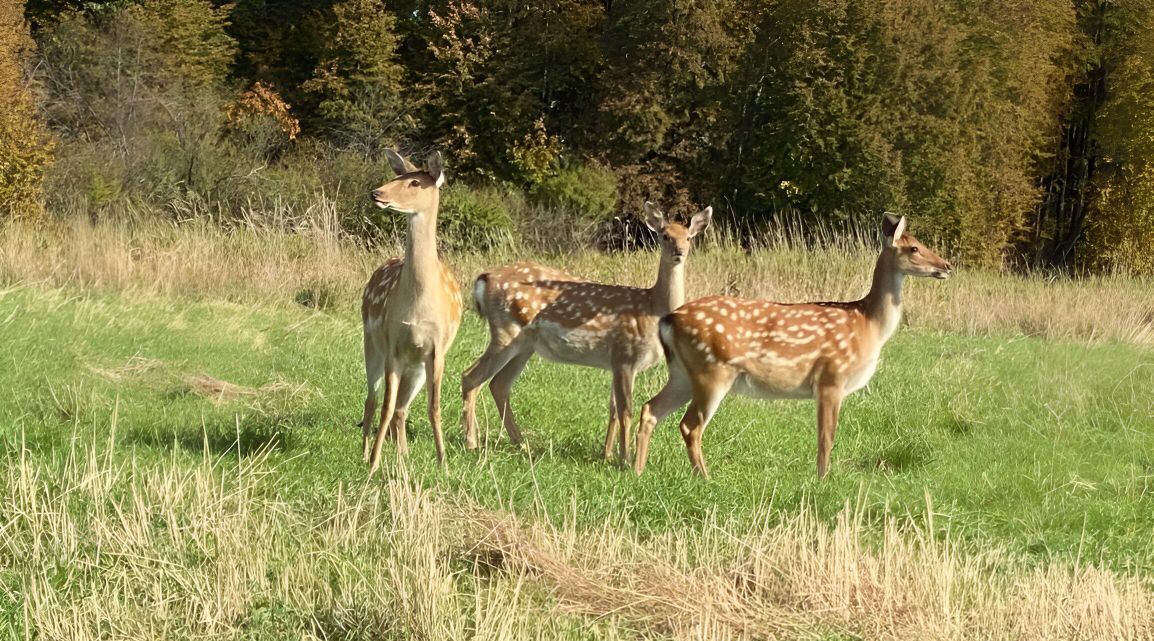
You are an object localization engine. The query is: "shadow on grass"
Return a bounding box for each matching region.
[545,432,619,467]
[851,439,934,474]
[125,415,300,457]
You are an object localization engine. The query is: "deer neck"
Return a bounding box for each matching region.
[401,198,441,297]
[650,253,686,316]
[861,251,905,343]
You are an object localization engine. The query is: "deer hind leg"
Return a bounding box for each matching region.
[368,367,401,476]
[462,327,525,448]
[679,371,734,479]
[489,348,533,447]
[426,349,448,467]
[601,389,619,461]
[634,362,693,474]
[361,334,385,462]
[815,383,844,479]
[461,339,506,450]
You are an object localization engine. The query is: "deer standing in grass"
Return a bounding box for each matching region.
[633,214,951,479]
[461,202,712,460]
[361,149,462,473]
[461,262,583,449]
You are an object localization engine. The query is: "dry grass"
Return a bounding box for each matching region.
[3,210,1153,344]
[88,355,164,382]
[87,354,312,406]
[474,505,1154,640]
[181,373,312,405]
[2,436,1151,640]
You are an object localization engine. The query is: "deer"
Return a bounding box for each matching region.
[632,213,952,479]
[460,202,712,460]
[461,262,584,450]
[361,149,463,474]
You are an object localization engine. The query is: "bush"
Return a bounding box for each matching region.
[530,163,618,224]
[437,184,518,251]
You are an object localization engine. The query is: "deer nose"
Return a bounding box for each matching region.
[371,188,384,200]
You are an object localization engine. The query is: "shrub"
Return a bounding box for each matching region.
[437,184,518,251]
[224,82,300,162]
[531,163,618,224]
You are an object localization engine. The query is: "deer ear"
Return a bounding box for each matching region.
[882,212,907,247]
[425,151,445,187]
[642,201,666,232]
[385,149,419,176]
[687,206,712,238]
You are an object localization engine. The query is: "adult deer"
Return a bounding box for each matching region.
[460,202,712,460]
[361,149,463,474]
[633,214,951,479]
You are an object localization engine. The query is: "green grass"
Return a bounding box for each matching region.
[2,282,1151,581]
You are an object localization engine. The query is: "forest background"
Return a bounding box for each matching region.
[3,0,1154,272]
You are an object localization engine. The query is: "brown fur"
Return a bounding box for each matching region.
[634,214,952,478]
[461,202,711,460]
[361,150,463,472]
[461,262,584,448]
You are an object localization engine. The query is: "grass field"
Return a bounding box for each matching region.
[2,272,1153,639]
[1,216,1153,639]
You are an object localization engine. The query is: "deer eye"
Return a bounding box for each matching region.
[910,246,920,253]
[409,179,421,188]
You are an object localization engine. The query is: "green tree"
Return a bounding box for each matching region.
[129,0,236,88]
[722,0,1075,264]
[300,0,411,153]
[1083,1,1154,274]
[414,0,606,182]
[596,0,750,213]
[35,1,239,212]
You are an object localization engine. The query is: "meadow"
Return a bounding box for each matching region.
[1,216,1152,639]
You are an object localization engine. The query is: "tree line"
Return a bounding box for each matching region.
[3,0,1153,272]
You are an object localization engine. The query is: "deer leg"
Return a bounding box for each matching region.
[678,402,708,478]
[634,364,692,474]
[361,335,384,462]
[489,346,533,446]
[615,369,636,462]
[816,384,844,479]
[679,376,731,479]
[368,367,401,477]
[461,339,507,450]
[427,349,448,467]
[602,389,619,460]
[389,367,424,457]
[389,407,408,444]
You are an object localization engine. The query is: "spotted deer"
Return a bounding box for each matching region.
[361,149,463,473]
[461,262,583,449]
[633,214,951,479]
[460,202,712,460]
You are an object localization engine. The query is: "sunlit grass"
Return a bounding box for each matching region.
[2,211,1153,638]
[1,285,1152,639]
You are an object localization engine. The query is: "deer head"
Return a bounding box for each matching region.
[370,150,446,216]
[881,213,952,279]
[643,201,712,266]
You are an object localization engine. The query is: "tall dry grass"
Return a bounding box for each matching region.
[1,203,1152,345]
[2,435,1151,640]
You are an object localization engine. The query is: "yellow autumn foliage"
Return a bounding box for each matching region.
[0,0,53,220]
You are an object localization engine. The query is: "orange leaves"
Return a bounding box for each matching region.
[226,82,301,142]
